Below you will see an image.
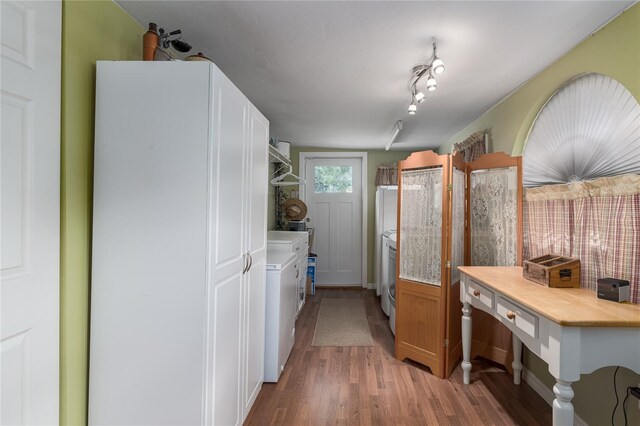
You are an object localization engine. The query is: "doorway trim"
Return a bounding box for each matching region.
[299,152,368,287]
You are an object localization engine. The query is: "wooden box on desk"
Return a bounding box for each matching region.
[523,254,581,288]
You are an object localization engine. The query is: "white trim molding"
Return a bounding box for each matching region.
[299,151,368,287]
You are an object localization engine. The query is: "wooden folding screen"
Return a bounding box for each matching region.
[465,153,523,372]
[395,151,522,378]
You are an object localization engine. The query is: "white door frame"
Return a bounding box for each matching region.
[299,152,368,287]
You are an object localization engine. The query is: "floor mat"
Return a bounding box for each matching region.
[311,297,373,346]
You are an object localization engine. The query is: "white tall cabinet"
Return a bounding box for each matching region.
[89,61,268,425]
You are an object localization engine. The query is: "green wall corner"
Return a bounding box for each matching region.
[60,1,142,424]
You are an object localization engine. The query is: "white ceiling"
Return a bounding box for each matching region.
[118,1,633,151]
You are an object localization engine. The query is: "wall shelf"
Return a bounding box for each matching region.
[269,145,304,186]
[269,144,290,166]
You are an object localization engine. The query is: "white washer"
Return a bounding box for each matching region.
[380,230,395,316]
[267,231,309,317]
[388,234,397,335]
[264,251,297,382]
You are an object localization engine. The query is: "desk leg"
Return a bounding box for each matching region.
[512,334,523,385]
[461,301,472,385]
[552,380,574,426]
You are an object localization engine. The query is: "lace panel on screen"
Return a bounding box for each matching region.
[399,168,442,285]
[451,168,465,284]
[470,166,518,266]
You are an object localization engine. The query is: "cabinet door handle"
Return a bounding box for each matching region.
[473,289,480,297]
[248,253,253,271]
[506,310,516,320]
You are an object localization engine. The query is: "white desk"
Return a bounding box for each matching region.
[459,266,640,426]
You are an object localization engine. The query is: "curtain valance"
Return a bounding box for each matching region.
[375,163,398,186]
[453,131,486,162]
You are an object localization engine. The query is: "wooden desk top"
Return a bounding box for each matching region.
[458,266,640,327]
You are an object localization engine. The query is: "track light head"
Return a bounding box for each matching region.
[426,72,437,91]
[171,39,192,53]
[415,90,425,103]
[432,57,445,75]
[408,101,417,115]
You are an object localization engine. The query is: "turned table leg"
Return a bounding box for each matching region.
[461,301,472,385]
[552,380,575,426]
[512,334,523,385]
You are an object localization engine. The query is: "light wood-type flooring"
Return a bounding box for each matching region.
[245,288,551,425]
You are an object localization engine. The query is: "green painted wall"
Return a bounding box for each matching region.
[60,1,142,424]
[278,148,413,284]
[439,4,640,157]
[438,5,640,425]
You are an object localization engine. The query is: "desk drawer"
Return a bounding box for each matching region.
[467,279,494,309]
[497,297,538,338]
[293,238,307,254]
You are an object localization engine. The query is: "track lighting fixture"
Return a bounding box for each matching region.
[407,42,445,115]
[159,27,192,53]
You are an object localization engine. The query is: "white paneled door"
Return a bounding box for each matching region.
[1,1,61,424]
[304,156,363,286]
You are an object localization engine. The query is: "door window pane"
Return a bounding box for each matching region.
[314,166,353,193]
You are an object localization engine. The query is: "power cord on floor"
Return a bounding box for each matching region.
[622,386,633,426]
[611,366,620,426]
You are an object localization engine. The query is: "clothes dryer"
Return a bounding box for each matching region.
[388,234,397,335]
[380,230,395,316]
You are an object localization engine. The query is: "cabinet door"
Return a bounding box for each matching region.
[247,105,269,255]
[206,67,248,426]
[242,105,269,419]
[243,254,266,417]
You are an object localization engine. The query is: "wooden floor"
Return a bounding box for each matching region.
[245,288,551,426]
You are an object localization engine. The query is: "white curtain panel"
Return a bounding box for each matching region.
[451,169,465,284]
[470,167,518,266]
[523,73,640,187]
[399,168,443,286]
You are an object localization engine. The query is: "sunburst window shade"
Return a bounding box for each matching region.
[523,73,640,187]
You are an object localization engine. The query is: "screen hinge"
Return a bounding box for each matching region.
[446,261,451,269]
[447,184,453,191]
[444,339,449,347]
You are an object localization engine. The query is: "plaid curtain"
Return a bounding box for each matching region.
[454,131,486,162]
[523,175,640,303]
[375,163,398,186]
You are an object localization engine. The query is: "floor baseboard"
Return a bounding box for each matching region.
[522,369,588,426]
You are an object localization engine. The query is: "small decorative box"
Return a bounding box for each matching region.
[523,254,581,288]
